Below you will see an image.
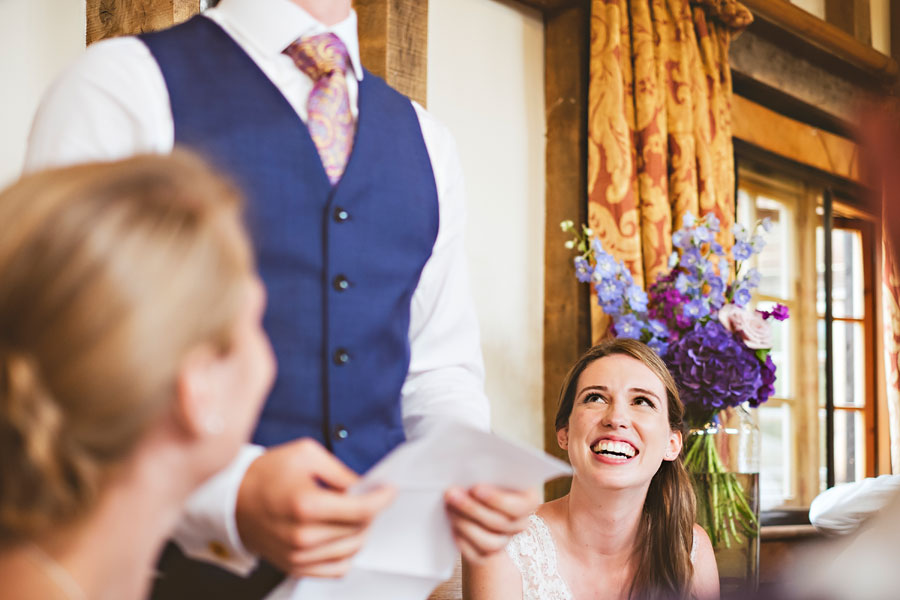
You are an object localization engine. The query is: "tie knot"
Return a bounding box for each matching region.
[284,33,350,81]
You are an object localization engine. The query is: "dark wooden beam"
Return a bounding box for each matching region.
[514,0,578,15]
[729,29,861,129]
[86,0,202,44]
[542,0,590,501]
[353,0,428,106]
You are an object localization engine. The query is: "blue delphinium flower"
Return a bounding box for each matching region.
[594,253,619,279]
[648,319,669,338]
[761,217,773,232]
[616,314,643,339]
[668,251,679,269]
[750,234,766,254]
[647,337,669,356]
[705,213,721,233]
[684,298,710,319]
[693,225,713,244]
[574,256,592,283]
[675,273,690,294]
[603,297,625,316]
[682,247,702,270]
[597,277,623,304]
[733,287,752,307]
[708,277,725,308]
[626,286,649,313]
[733,241,752,261]
[591,238,604,256]
[710,241,724,256]
[672,230,691,250]
[683,212,696,228]
[744,268,761,288]
[733,222,749,243]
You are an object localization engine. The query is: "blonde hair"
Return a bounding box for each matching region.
[555,338,696,599]
[0,151,253,542]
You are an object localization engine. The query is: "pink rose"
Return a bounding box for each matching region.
[718,304,772,349]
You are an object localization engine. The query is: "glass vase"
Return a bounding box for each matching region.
[684,405,760,595]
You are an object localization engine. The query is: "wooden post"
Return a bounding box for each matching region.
[353,0,428,106]
[86,0,203,44]
[542,0,591,501]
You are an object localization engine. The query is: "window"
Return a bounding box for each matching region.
[817,216,878,489]
[737,170,879,510]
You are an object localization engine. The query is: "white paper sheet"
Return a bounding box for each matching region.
[277,420,572,600]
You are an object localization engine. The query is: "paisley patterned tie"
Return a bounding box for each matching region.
[283,33,354,185]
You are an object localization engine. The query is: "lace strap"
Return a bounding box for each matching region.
[690,526,697,563]
[505,515,573,600]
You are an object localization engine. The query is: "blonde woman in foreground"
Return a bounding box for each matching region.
[465,339,718,600]
[0,152,275,600]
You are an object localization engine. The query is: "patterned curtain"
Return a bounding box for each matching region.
[587,0,752,338]
[870,101,900,472]
[884,241,900,471]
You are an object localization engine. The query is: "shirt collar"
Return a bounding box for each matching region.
[211,0,364,81]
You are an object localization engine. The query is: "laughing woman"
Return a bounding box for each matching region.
[464,339,718,600]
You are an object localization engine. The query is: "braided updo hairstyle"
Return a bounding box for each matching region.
[0,151,253,543]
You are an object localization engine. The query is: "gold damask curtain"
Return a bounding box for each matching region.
[587,0,751,338]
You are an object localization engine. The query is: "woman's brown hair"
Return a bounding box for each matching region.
[555,338,696,600]
[0,151,253,543]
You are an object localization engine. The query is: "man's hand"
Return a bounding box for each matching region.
[236,438,395,578]
[445,484,541,563]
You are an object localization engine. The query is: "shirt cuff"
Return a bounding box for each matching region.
[171,444,265,575]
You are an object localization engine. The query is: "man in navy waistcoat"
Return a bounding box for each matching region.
[26,0,540,596]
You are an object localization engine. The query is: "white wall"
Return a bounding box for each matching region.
[427,0,546,449]
[871,0,891,56]
[0,0,86,186]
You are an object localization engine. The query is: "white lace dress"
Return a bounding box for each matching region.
[506,514,697,600]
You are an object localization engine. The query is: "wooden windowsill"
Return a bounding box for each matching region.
[761,524,821,541]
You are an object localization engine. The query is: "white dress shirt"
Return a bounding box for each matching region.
[26,0,490,574]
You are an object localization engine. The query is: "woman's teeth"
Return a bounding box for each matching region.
[591,440,636,458]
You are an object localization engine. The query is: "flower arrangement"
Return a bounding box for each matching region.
[562,213,789,548]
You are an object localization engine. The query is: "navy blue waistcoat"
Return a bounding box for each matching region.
[141,17,439,473]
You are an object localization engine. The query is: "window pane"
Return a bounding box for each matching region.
[755,197,793,299]
[834,409,865,485]
[819,408,866,489]
[759,404,793,509]
[833,321,865,408]
[816,227,864,319]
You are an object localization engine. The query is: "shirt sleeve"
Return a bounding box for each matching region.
[402,103,491,439]
[809,475,900,535]
[24,37,260,573]
[24,36,173,172]
[171,445,265,574]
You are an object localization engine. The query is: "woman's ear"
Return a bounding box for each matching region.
[556,427,569,451]
[174,344,223,439]
[664,429,683,461]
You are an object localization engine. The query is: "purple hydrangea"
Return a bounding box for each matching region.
[665,321,763,415]
[754,354,777,407]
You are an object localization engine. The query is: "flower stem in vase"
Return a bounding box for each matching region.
[684,420,759,549]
